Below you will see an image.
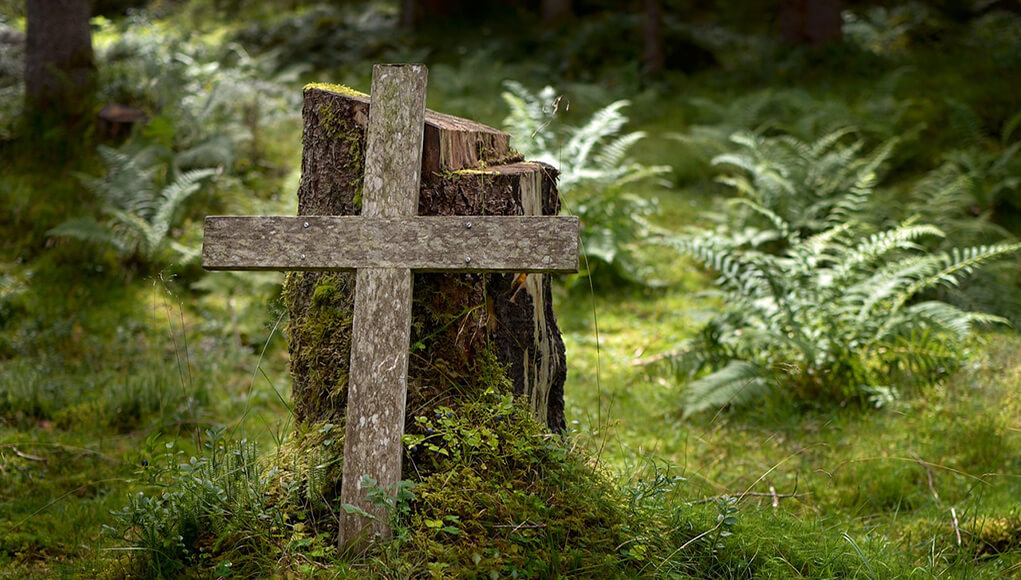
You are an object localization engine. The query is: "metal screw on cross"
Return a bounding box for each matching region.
[201,64,579,551]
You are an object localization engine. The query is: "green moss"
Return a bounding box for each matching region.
[356,364,640,578]
[282,272,354,421]
[303,82,368,98]
[451,168,498,176]
[310,97,364,209]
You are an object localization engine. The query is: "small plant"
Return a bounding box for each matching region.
[708,495,740,554]
[107,430,281,578]
[341,474,419,542]
[658,130,1021,415]
[501,81,669,281]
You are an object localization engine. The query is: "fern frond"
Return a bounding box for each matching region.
[611,163,671,187]
[891,242,1021,311]
[794,222,852,261]
[946,98,987,147]
[809,126,858,156]
[564,99,630,173]
[712,151,757,175]
[855,137,897,182]
[880,329,958,376]
[848,253,940,321]
[595,131,645,169]
[175,135,234,170]
[106,208,156,255]
[729,197,791,238]
[833,223,943,282]
[47,218,133,255]
[150,168,217,247]
[904,300,1008,338]
[683,360,770,418]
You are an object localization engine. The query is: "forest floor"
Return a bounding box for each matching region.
[2,2,1021,578]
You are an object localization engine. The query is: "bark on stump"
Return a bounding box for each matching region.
[282,84,568,440]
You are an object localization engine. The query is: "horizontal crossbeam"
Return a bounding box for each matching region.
[202,215,580,273]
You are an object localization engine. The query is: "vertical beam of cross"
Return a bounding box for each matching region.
[338,64,428,548]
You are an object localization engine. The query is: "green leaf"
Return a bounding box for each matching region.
[340,504,375,520]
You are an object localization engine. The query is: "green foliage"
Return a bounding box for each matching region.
[0,19,23,141]
[669,85,914,174]
[96,16,299,173]
[107,431,281,579]
[501,81,669,282]
[380,371,635,577]
[710,128,897,234]
[6,3,1021,578]
[47,145,218,266]
[0,356,208,433]
[231,2,405,73]
[660,130,1021,415]
[842,2,938,57]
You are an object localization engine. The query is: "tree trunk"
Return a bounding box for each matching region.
[780,0,843,47]
[25,0,95,122]
[283,85,568,436]
[399,0,418,32]
[643,0,664,80]
[541,0,572,27]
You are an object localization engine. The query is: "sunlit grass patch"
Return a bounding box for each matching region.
[571,272,1021,575]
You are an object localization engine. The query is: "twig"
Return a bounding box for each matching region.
[2,442,120,463]
[491,522,547,530]
[11,447,47,462]
[689,491,808,505]
[951,507,962,546]
[912,453,940,501]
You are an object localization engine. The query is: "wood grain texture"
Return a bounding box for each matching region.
[361,64,427,218]
[201,215,580,273]
[341,267,414,543]
[339,64,426,547]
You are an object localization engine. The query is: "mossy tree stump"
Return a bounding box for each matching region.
[221,70,574,551]
[283,81,571,437]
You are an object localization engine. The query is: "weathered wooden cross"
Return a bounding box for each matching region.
[201,64,579,548]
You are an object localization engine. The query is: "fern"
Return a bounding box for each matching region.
[48,146,218,265]
[683,361,770,418]
[708,129,897,237]
[501,81,669,282]
[656,130,1021,414]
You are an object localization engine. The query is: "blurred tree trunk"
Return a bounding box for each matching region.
[24,0,96,125]
[643,0,664,80]
[780,0,843,46]
[541,0,572,27]
[399,0,419,31]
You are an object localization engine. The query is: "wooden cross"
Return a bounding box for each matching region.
[201,64,579,548]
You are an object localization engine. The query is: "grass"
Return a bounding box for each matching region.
[2,1,1021,577]
[563,276,1021,577]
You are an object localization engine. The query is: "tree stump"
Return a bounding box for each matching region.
[282,84,568,439]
